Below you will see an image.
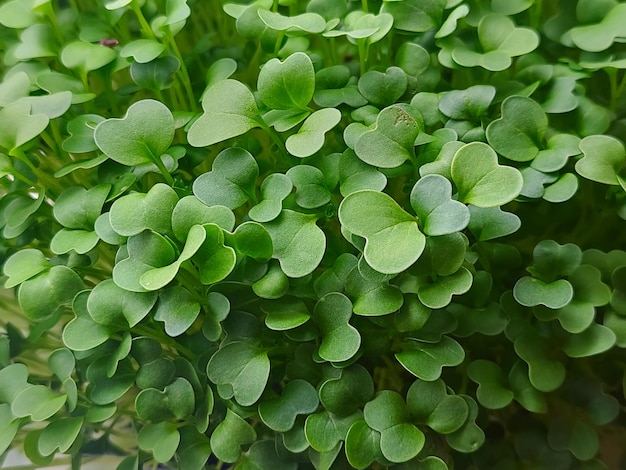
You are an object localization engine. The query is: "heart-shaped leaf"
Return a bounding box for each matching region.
[258,52,315,110]
[319,364,375,416]
[210,409,256,463]
[3,248,50,288]
[570,3,626,52]
[0,404,19,456]
[305,410,360,453]
[439,85,495,121]
[514,332,566,392]
[451,142,523,207]
[187,79,263,147]
[395,336,465,381]
[11,385,67,422]
[135,377,195,422]
[363,390,425,463]
[467,360,514,409]
[286,108,341,158]
[38,417,83,455]
[467,205,521,241]
[87,279,158,327]
[339,149,387,197]
[314,292,361,363]
[257,9,326,35]
[112,231,176,292]
[120,39,166,63]
[450,15,539,71]
[18,266,84,321]
[406,378,469,434]
[561,324,616,358]
[259,379,319,432]
[486,96,548,162]
[339,190,425,274]
[191,224,237,284]
[206,341,270,406]
[192,147,258,209]
[0,101,49,153]
[576,135,626,186]
[513,277,574,309]
[171,196,234,243]
[62,291,116,351]
[358,67,407,107]
[61,41,117,74]
[346,263,404,316]
[262,210,325,278]
[445,396,485,453]
[354,104,423,168]
[62,114,105,153]
[109,183,179,237]
[94,99,175,167]
[249,173,293,222]
[410,174,470,236]
[286,165,331,209]
[344,419,383,470]
[153,286,201,337]
[253,262,290,300]
[138,422,180,463]
[380,0,444,33]
[131,56,180,92]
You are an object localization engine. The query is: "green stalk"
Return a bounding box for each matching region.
[166,31,198,111]
[131,1,156,39]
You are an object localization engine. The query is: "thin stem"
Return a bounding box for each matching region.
[131,1,156,39]
[361,0,369,13]
[167,31,198,111]
[132,325,194,358]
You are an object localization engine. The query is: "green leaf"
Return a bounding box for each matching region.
[439,85,495,121]
[3,248,50,288]
[319,364,375,416]
[381,0,446,33]
[249,173,293,222]
[410,174,470,236]
[257,9,326,35]
[192,147,258,209]
[62,114,105,153]
[253,262,290,300]
[467,205,521,241]
[94,99,175,167]
[0,101,49,152]
[0,0,40,28]
[120,39,166,63]
[38,417,83,455]
[138,422,180,463]
[112,231,177,292]
[63,291,116,351]
[131,56,180,91]
[486,96,548,162]
[445,396,485,453]
[339,149,387,197]
[87,279,158,327]
[561,324,616,358]
[451,142,523,207]
[258,380,319,432]
[261,297,310,328]
[344,419,382,470]
[576,135,626,186]
[395,336,465,381]
[314,292,361,362]
[258,52,314,110]
[136,377,195,422]
[61,41,117,74]
[450,15,539,71]
[513,277,574,309]
[358,67,407,107]
[305,411,360,452]
[354,104,423,168]
[286,108,341,158]
[406,378,469,434]
[153,286,201,336]
[171,196,235,242]
[18,266,83,321]
[570,3,626,52]
[339,191,425,274]
[109,183,179,236]
[263,210,325,278]
[11,386,66,421]
[514,332,566,392]
[286,165,331,209]
[188,79,263,147]
[210,409,256,463]
[363,391,425,463]
[53,184,110,230]
[0,404,19,456]
[467,360,514,409]
[207,341,270,406]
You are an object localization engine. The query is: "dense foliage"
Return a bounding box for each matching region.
[0,0,626,468]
